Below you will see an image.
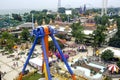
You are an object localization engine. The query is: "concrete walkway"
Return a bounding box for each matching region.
[0,51,34,80]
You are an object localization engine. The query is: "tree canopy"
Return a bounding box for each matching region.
[58,7,66,13]
[117,60,120,68]
[71,22,85,44]
[0,31,16,53]
[101,49,114,61]
[12,13,22,21]
[20,28,30,41]
[49,40,64,52]
[91,25,107,47]
[109,18,120,48]
[94,15,109,26]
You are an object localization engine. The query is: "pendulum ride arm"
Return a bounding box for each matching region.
[40,27,52,80]
[49,28,76,80]
[18,37,38,80]
[19,26,75,80]
[41,37,51,80]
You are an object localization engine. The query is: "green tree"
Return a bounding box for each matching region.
[20,28,30,41]
[25,14,32,22]
[0,38,6,46]
[1,31,13,39]
[117,60,120,68]
[75,27,85,44]
[94,16,101,24]
[89,33,98,56]
[71,22,85,44]
[108,18,120,48]
[58,7,66,13]
[49,40,64,52]
[12,13,22,21]
[101,49,114,61]
[60,14,68,22]
[42,9,48,13]
[23,10,56,25]
[101,15,109,25]
[30,10,41,14]
[71,22,81,36]
[93,25,107,47]
[116,18,120,37]
[5,39,14,53]
[0,31,14,46]
[109,38,120,48]
[29,36,34,43]
[55,34,66,39]
[0,31,16,53]
[47,14,55,20]
[72,8,79,15]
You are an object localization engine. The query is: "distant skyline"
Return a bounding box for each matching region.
[0,0,120,10]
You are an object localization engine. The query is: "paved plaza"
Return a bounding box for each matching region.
[0,41,107,80]
[0,45,40,80]
[0,53,32,80]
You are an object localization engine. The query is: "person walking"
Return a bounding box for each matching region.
[16,62,18,67]
[13,62,16,67]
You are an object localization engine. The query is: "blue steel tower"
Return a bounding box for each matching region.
[83,4,86,14]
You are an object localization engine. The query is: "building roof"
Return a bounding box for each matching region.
[84,25,96,30]
[49,25,72,32]
[17,22,33,28]
[80,16,96,30]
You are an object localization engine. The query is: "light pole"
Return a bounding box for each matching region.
[32,14,34,29]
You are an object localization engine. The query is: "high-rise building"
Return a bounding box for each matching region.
[101,0,108,16]
[58,0,61,9]
[79,4,86,14]
[79,6,83,14]
[105,0,108,15]
[83,4,86,14]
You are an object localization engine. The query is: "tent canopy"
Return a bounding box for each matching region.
[29,57,57,67]
[108,64,119,73]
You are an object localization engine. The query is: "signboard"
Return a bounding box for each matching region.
[65,10,72,15]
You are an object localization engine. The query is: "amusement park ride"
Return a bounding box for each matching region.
[18,26,76,80]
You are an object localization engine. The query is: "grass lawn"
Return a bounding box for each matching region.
[22,73,42,80]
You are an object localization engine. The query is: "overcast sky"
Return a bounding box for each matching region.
[0,0,120,10]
